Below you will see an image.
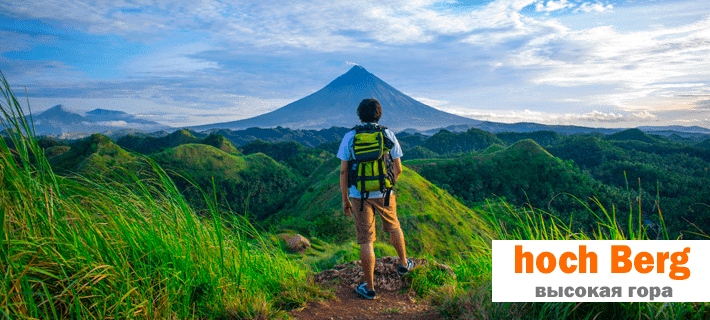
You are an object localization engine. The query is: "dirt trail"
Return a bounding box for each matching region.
[290,257,442,320]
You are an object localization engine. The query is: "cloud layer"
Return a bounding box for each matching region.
[1,0,709,128]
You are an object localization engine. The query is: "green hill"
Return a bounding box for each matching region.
[276,166,492,261]
[604,128,663,144]
[423,128,504,155]
[402,145,438,160]
[116,129,201,154]
[44,145,70,159]
[396,132,429,149]
[411,139,626,229]
[49,133,145,178]
[201,133,239,155]
[546,136,623,168]
[496,130,562,146]
[152,144,302,219]
[240,140,332,177]
[697,139,710,149]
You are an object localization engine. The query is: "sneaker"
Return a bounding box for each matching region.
[398,258,414,275]
[355,283,377,300]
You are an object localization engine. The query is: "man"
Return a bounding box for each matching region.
[337,98,413,300]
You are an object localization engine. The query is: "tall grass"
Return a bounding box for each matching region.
[0,71,322,319]
[411,196,710,319]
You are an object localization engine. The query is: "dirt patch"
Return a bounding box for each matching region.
[290,257,443,320]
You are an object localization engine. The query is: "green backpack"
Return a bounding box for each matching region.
[348,124,396,210]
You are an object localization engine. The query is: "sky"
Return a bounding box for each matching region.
[1,0,710,128]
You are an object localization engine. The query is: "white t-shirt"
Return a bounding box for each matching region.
[336,124,403,198]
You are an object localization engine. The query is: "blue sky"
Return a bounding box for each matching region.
[1,0,710,128]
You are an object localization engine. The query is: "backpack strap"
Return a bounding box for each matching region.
[383,152,395,207]
[384,188,392,207]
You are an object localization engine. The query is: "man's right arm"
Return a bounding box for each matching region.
[340,160,352,217]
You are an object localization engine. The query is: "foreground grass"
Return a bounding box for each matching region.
[0,72,323,319]
[407,198,710,319]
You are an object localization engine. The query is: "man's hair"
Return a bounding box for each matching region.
[357,99,382,123]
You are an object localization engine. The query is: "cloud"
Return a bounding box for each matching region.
[2,0,709,129]
[536,0,574,13]
[695,99,710,110]
[412,96,449,107]
[575,2,613,13]
[528,14,710,110]
[629,110,658,120]
[574,110,625,122]
[437,107,651,125]
[92,120,128,127]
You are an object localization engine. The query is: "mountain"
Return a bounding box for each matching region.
[637,125,710,134]
[422,122,621,135]
[29,105,170,137]
[190,66,482,132]
[85,108,164,127]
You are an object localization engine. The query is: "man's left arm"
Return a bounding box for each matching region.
[387,129,404,182]
[393,157,402,182]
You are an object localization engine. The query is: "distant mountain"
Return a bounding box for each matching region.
[422,122,621,135]
[28,105,170,138]
[190,66,482,132]
[638,125,710,134]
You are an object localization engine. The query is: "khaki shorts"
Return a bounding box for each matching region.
[351,194,400,244]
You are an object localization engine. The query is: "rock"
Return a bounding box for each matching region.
[282,233,311,252]
[314,257,434,292]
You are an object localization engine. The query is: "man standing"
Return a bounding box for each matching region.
[337,98,414,300]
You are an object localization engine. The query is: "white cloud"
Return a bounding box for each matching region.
[412,96,449,107]
[575,2,613,13]
[575,110,624,122]
[536,0,573,13]
[93,120,128,127]
[436,107,655,125]
[529,15,710,111]
[629,111,658,120]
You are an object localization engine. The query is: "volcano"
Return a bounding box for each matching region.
[191,65,481,131]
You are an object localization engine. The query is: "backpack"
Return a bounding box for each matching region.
[348,124,396,210]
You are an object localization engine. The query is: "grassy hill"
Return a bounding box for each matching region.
[116,129,201,154]
[495,130,562,146]
[423,128,504,155]
[240,140,332,177]
[604,128,665,144]
[546,135,623,168]
[410,139,631,231]
[276,165,492,262]
[548,136,710,237]
[202,126,351,148]
[49,133,147,179]
[402,145,439,160]
[151,143,302,219]
[201,133,240,155]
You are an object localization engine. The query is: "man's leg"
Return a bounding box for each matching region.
[352,197,377,292]
[360,242,376,292]
[375,194,408,266]
[389,228,407,266]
